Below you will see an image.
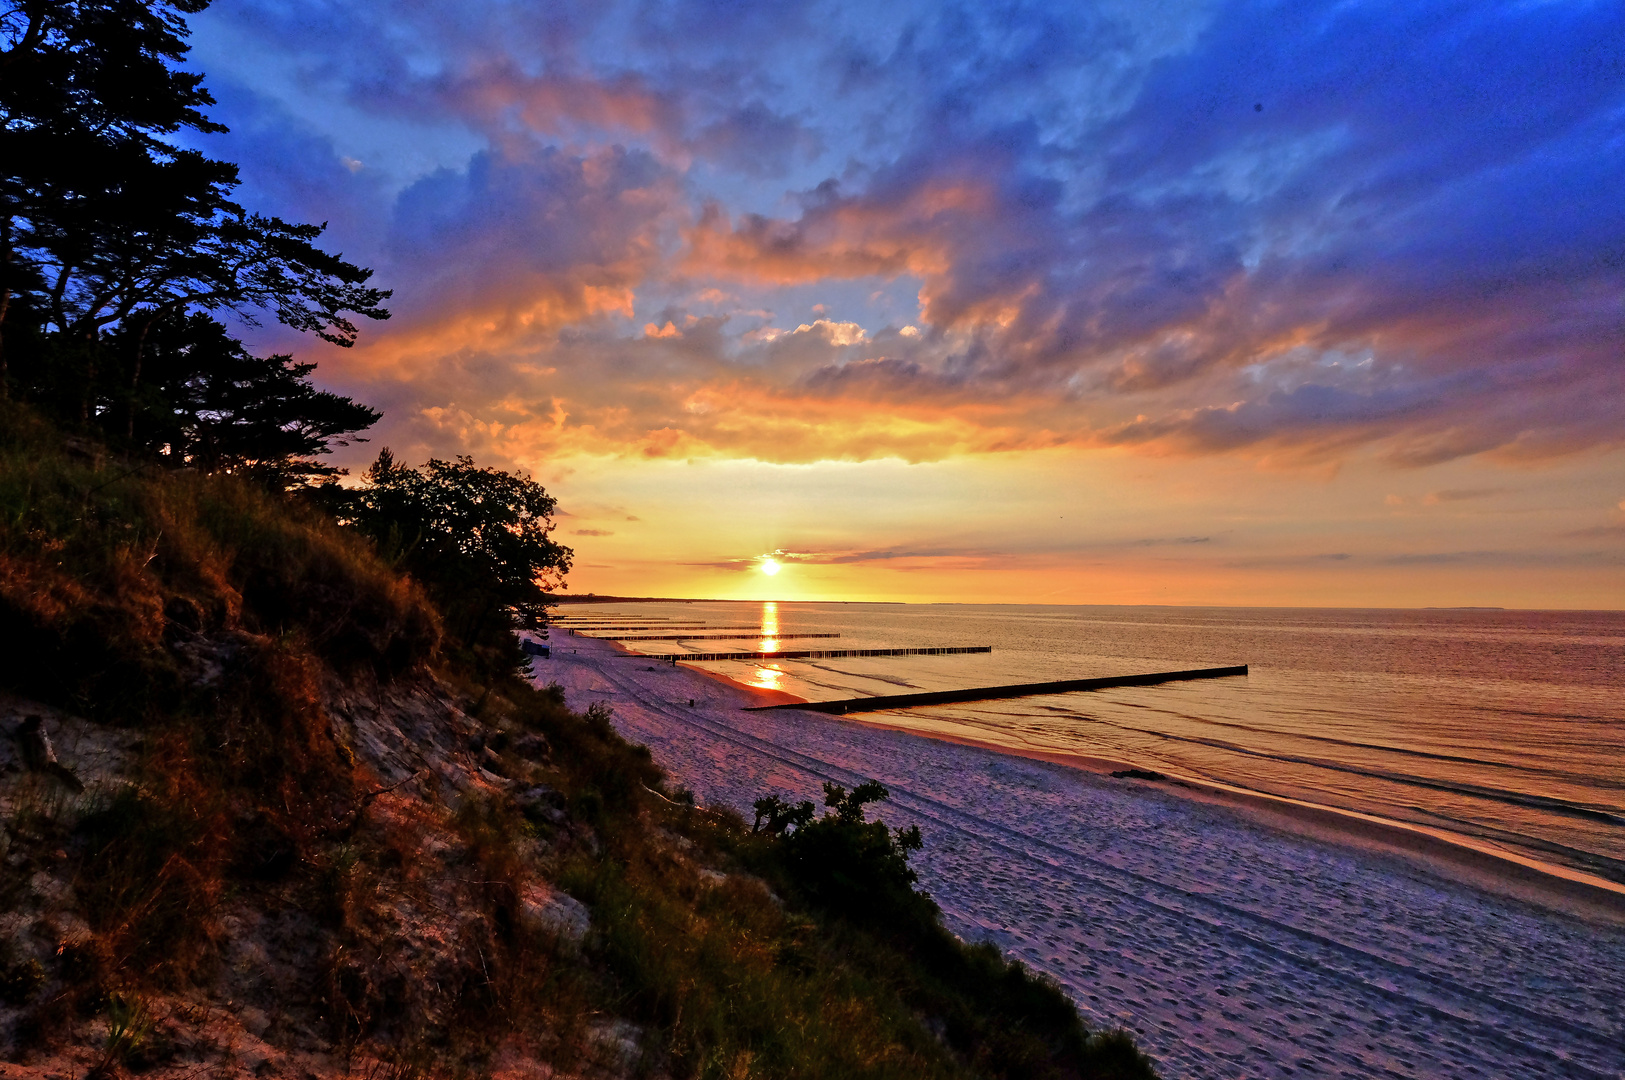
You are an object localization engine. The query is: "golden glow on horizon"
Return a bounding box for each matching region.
[536,447,1625,609]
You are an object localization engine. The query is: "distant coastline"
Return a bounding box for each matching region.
[547,596,1625,613]
[548,594,906,605]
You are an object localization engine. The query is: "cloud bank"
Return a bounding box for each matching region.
[192,0,1625,469]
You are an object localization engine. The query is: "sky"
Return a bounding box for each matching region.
[186,0,1624,607]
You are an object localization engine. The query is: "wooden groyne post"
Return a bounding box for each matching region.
[603,632,841,642]
[570,624,765,633]
[626,645,994,663]
[744,664,1248,714]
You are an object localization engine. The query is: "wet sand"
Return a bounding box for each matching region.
[535,634,1625,1079]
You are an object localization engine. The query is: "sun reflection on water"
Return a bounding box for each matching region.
[761,600,779,637]
[751,665,784,691]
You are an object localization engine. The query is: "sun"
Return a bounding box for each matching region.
[761,558,782,576]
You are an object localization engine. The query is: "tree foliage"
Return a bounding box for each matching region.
[120,312,380,482]
[335,450,573,666]
[754,781,931,928]
[0,0,389,469]
[1,0,388,341]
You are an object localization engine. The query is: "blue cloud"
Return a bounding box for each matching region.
[185,0,1625,463]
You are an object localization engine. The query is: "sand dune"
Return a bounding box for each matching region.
[536,634,1625,1080]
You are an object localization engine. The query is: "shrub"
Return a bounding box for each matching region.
[740,781,1159,1080]
[761,782,935,931]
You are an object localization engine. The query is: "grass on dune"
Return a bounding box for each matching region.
[0,403,1156,1079]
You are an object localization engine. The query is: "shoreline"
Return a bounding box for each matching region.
[839,716,1625,925]
[541,631,1625,1077]
[661,654,1625,925]
[568,632,1625,924]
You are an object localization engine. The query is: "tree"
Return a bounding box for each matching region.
[337,451,573,665]
[116,311,380,484]
[0,0,388,423]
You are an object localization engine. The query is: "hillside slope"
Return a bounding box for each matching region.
[0,408,1155,1079]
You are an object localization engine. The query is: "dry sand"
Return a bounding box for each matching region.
[536,634,1625,1080]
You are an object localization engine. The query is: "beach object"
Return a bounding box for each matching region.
[629,645,994,662]
[571,625,766,633]
[745,664,1248,714]
[603,632,841,641]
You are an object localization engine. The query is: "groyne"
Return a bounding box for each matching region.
[746,664,1248,714]
[602,632,841,641]
[630,645,994,662]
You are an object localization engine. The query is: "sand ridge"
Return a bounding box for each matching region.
[536,634,1625,1080]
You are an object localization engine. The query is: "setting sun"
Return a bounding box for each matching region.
[760,558,781,576]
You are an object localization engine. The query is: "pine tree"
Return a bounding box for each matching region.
[0,0,388,447]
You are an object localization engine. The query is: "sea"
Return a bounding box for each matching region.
[550,602,1625,885]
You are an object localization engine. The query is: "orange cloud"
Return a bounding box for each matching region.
[441,63,682,142]
[679,180,983,299]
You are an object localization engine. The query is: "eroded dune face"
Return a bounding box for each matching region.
[0,672,652,1080]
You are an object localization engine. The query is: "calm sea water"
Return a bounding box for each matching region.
[554,602,1625,883]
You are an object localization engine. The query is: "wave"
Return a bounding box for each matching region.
[1092,699,1625,792]
[1040,712,1625,828]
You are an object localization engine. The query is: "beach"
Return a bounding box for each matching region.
[537,630,1625,1079]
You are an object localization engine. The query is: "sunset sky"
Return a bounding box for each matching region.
[189,0,1623,607]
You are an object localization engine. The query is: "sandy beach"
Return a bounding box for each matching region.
[536,633,1625,1079]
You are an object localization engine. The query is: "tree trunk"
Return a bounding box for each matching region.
[125,313,157,441]
[0,218,12,400]
[0,282,10,403]
[79,335,95,426]
[463,596,498,651]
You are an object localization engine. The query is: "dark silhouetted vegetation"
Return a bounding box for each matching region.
[328,448,573,681]
[754,781,930,927]
[2,0,386,468]
[110,311,382,482]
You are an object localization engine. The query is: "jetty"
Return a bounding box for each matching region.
[553,615,671,621]
[569,625,765,634]
[552,618,671,624]
[598,632,840,642]
[745,664,1248,713]
[628,645,994,663]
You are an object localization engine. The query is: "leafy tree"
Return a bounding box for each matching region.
[114,311,380,484]
[336,451,573,669]
[0,0,388,431]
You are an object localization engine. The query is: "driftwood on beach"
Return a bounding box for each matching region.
[746,664,1249,714]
